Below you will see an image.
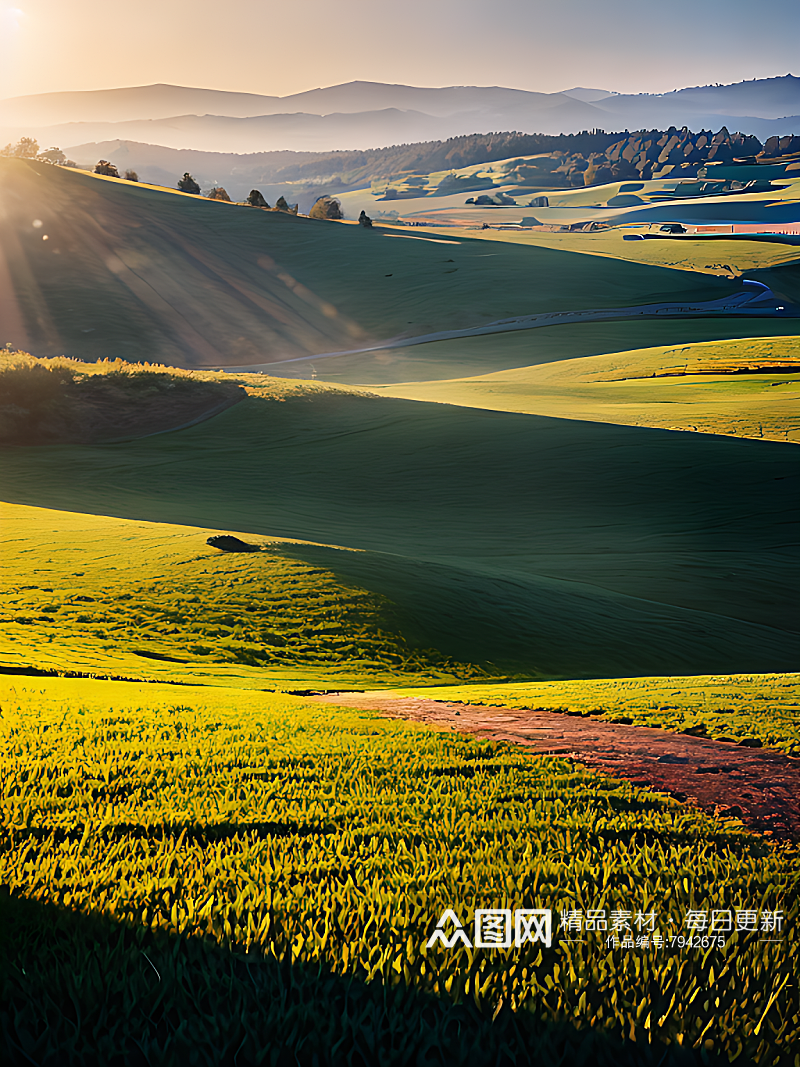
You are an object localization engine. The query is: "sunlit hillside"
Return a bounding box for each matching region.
[3,673,797,1064]
[0,500,485,689]
[373,335,800,442]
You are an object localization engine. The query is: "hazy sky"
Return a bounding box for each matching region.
[1,0,797,99]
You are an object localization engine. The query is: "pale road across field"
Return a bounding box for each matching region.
[222,280,797,373]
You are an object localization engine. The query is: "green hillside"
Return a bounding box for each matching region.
[419,221,800,277]
[373,335,800,441]
[2,153,799,1067]
[0,500,483,689]
[0,157,756,369]
[2,389,796,678]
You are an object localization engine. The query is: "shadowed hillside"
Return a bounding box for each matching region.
[0,157,742,368]
[2,390,796,677]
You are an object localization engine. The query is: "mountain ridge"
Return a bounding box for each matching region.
[2,76,798,159]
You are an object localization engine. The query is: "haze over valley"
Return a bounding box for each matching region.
[2,76,799,156]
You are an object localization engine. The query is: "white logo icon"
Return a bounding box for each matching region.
[425,909,474,949]
[475,909,512,948]
[426,908,552,949]
[515,908,552,947]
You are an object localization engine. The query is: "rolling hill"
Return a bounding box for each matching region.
[1,387,796,679]
[0,499,483,689]
[371,336,800,442]
[1,156,797,681]
[3,75,800,1067]
[0,157,767,368]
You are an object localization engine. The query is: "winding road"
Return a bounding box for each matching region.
[224,280,798,374]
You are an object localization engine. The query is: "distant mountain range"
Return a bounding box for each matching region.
[1,77,798,155]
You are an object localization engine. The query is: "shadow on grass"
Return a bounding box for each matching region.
[0,889,725,1067]
[270,542,799,680]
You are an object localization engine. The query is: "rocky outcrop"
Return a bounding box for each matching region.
[206,535,262,552]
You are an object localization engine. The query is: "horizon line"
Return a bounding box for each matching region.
[2,72,798,107]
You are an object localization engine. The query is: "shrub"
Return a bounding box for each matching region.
[207,187,231,201]
[1,136,40,158]
[177,173,201,194]
[0,351,240,445]
[37,147,65,164]
[309,195,343,220]
[124,169,139,182]
[94,160,120,177]
[0,351,76,442]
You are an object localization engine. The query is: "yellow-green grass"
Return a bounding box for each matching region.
[372,336,800,442]
[377,674,800,757]
[0,346,373,404]
[0,157,750,368]
[0,347,356,393]
[2,388,797,678]
[1,675,798,1064]
[0,502,484,689]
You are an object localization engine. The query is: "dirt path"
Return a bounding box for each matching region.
[319,693,800,841]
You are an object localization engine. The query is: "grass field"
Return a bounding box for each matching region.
[0,501,483,688]
[1,387,796,678]
[373,335,800,442]
[0,158,761,368]
[1,675,797,1065]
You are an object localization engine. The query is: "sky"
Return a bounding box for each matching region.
[1,0,798,100]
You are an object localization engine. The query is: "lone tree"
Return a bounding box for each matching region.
[207,187,231,201]
[247,189,270,208]
[124,169,139,182]
[358,210,373,228]
[309,195,343,220]
[177,173,201,194]
[94,160,120,177]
